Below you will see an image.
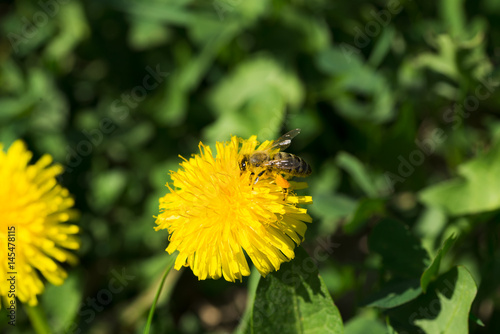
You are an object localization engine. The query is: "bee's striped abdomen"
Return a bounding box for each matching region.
[271,152,311,177]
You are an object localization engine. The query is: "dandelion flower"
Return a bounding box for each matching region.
[0,140,80,306]
[155,134,313,282]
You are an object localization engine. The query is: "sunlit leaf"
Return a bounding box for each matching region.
[363,279,422,309]
[415,266,477,334]
[421,235,456,293]
[344,313,386,334]
[419,141,500,215]
[387,266,477,334]
[251,247,343,334]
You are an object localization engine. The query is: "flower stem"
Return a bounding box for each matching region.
[24,303,52,334]
[143,259,175,334]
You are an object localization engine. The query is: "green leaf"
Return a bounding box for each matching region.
[344,198,385,234]
[363,279,422,309]
[411,35,460,81]
[469,313,485,327]
[206,56,303,142]
[421,235,457,293]
[280,9,330,53]
[251,247,343,334]
[128,19,171,50]
[42,272,82,332]
[310,193,357,221]
[336,151,378,198]
[414,266,477,334]
[419,140,500,216]
[367,26,395,68]
[369,218,430,278]
[316,48,395,123]
[310,160,341,195]
[44,2,89,62]
[414,206,447,253]
[89,169,127,212]
[156,21,242,126]
[385,317,397,334]
[344,313,386,334]
[387,266,477,334]
[316,47,364,75]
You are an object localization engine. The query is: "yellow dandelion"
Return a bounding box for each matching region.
[0,140,80,306]
[155,134,313,282]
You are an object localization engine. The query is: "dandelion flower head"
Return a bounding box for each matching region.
[155,134,313,282]
[0,140,80,306]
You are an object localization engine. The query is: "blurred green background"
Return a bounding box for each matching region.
[1,0,500,333]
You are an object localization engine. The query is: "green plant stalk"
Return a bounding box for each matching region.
[24,303,52,334]
[143,259,175,334]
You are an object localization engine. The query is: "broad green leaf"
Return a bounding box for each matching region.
[344,313,386,334]
[386,266,477,334]
[414,206,447,254]
[310,193,357,235]
[369,219,430,278]
[316,47,395,123]
[251,247,343,334]
[207,56,303,141]
[415,266,477,334]
[310,193,357,220]
[128,19,171,50]
[316,47,364,75]
[42,272,82,332]
[210,56,304,112]
[419,141,500,215]
[421,235,457,293]
[363,279,422,309]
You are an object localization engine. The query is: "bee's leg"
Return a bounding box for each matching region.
[254,170,266,185]
[282,187,288,200]
[248,172,255,189]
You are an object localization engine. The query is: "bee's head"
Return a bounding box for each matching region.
[239,155,248,171]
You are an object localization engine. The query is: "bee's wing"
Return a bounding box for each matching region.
[264,158,302,169]
[268,128,301,152]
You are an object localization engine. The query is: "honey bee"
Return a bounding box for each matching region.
[239,128,312,191]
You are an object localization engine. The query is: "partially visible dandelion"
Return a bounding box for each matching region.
[0,140,80,306]
[155,134,313,282]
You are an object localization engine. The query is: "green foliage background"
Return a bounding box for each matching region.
[1,0,499,333]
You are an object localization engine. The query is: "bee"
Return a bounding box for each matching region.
[239,129,312,192]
